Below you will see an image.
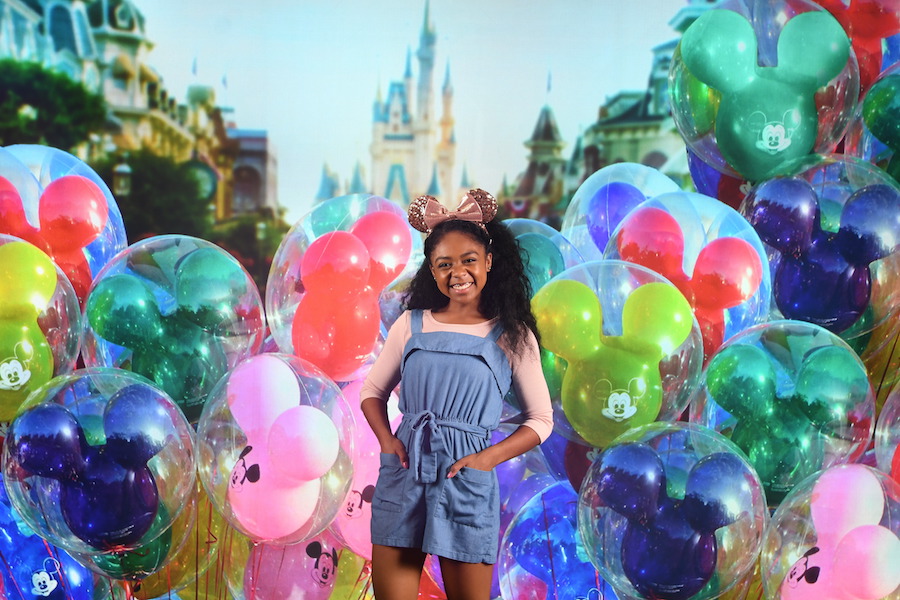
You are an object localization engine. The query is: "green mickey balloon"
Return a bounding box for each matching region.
[704,342,872,504]
[863,73,900,181]
[532,279,693,448]
[680,9,850,182]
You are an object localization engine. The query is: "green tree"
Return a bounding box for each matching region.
[92,150,213,242]
[0,59,107,150]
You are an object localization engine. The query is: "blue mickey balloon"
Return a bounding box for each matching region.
[503,481,618,600]
[745,178,900,332]
[0,474,94,600]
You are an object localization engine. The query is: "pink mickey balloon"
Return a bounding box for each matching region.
[268,405,340,483]
[244,530,342,600]
[349,211,413,290]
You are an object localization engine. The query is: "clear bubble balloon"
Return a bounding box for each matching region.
[578,422,768,600]
[760,464,900,600]
[501,480,619,600]
[739,154,900,373]
[690,319,876,506]
[82,234,265,423]
[2,368,196,579]
[531,260,703,448]
[196,353,354,544]
[670,0,859,182]
[561,163,681,262]
[266,195,417,381]
[875,387,900,482]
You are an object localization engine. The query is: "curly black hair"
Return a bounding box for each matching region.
[403,218,539,355]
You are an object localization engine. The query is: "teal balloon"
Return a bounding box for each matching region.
[517,232,566,296]
[681,9,850,181]
[794,345,871,429]
[706,344,776,420]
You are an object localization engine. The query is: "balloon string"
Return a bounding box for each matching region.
[874,328,900,401]
[0,549,27,599]
[540,492,559,600]
[248,540,264,600]
[354,558,373,600]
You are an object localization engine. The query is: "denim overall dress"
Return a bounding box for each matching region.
[370,309,512,564]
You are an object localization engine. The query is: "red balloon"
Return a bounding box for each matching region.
[617,207,687,289]
[291,287,380,381]
[300,231,371,298]
[349,211,413,290]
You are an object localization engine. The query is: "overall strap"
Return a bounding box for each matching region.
[411,309,424,334]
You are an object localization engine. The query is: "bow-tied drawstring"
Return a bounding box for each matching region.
[406,410,490,483]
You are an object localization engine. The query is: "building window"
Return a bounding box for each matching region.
[49,6,77,55]
[233,166,262,213]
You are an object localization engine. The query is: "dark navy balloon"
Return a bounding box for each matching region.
[597,442,664,524]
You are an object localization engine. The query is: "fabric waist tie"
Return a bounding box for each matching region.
[406,410,490,483]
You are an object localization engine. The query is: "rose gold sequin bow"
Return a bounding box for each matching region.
[408,188,498,234]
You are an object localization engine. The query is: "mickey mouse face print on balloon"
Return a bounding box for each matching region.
[670,1,858,183]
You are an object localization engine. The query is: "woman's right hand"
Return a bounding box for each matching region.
[381,435,409,469]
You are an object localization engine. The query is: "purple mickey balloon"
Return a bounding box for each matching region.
[585,182,646,252]
[743,177,818,256]
[837,184,900,264]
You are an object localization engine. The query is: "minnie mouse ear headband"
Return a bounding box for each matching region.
[408,188,498,235]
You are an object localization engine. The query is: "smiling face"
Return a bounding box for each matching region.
[429,230,492,308]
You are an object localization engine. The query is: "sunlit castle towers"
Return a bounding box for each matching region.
[369,1,458,207]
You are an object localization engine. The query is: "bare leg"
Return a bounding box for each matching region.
[371,544,427,600]
[438,556,493,600]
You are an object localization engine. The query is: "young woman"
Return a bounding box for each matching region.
[359,189,554,600]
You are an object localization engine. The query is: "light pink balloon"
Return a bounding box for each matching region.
[268,405,340,483]
[810,465,884,547]
[227,444,320,541]
[227,354,300,440]
[244,530,341,600]
[833,524,900,600]
[332,460,379,560]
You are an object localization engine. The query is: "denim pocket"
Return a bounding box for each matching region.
[435,467,498,527]
[372,453,408,513]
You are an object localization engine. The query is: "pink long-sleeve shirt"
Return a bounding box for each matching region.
[359,309,554,442]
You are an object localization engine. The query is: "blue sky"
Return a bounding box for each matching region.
[138,0,687,222]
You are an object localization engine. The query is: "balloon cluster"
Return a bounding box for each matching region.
[196,353,354,544]
[762,464,900,600]
[2,369,195,581]
[83,235,265,423]
[0,145,126,305]
[267,195,414,381]
[604,191,770,359]
[578,423,767,600]
[0,237,80,422]
[532,261,702,447]
[692,320,875,506]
